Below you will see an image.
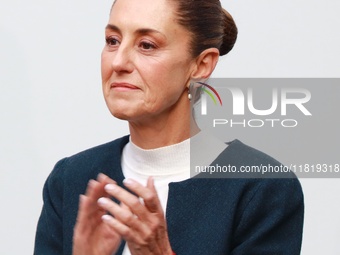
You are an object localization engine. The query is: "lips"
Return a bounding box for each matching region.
[110,82,140,90]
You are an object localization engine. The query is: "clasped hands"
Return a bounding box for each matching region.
[73,174,173,255]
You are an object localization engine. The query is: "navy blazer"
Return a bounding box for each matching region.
[34,136,304,254]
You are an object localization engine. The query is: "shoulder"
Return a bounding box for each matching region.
[199,139,304,211]
[45,135,130,191]
[225,139,282,166]
[189,139,304,223]
[63,135,129,166]
[203,139,296,178]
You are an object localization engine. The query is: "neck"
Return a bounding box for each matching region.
[128,94,200,149]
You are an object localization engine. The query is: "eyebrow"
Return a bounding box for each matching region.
[105,24,121,33]
[105,24,166,38]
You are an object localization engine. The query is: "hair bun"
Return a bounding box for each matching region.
[220,8,238,56]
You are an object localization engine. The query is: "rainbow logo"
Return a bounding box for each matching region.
[197,82,222,115]
[197,82,223,106]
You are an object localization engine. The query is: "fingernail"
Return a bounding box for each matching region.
[79,195,85,204]
[105,184,116,191]
[123,178,134,186]
[97,173,106,180]
[102,214,112,222]
[97,197,108,206]
[88,179,96,187]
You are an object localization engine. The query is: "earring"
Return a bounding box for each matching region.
[188,87,192,101]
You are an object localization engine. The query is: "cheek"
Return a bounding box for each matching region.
[101,52,111,82]
[143,72,188,110]
[143,57,189,85]
[145,59,190,97]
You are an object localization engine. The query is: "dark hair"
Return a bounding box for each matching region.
[171,0,238,57]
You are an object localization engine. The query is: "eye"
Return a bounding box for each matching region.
[139,41,156,50]
[105,36,120,47]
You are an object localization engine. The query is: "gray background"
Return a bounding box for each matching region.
[1,0,339,254]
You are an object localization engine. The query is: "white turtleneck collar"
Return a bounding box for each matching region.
[122,137,190,177]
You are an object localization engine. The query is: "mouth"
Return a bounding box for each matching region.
[110,82,140,91]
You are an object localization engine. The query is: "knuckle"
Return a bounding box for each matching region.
[130,197,141,208]
[123,213,134,222]
[149,220,160,232]
[144,229,155,243]
[121,228,130,238]
[144,191,156,203]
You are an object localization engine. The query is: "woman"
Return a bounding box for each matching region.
[34,0,304,254]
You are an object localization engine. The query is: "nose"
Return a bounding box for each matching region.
[111,42,134,74]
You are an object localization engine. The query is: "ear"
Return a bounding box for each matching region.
[190,48,219,80]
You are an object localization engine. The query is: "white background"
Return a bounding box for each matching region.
[0,0,339,254]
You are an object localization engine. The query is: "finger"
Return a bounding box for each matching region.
[145,177,163,214]
[98,197,150,236]
[104,183,150,221]
[124,177,163,214]
[119,201,164,249]
[120,202,130,211]
[83,179,108,216]
[75,195,102,233]
[85,179,108,201]
[75,194,88,224]
[101,214,144,244]
[84,179,98,198]
[75,178,114,236]
[97,173,118,199]
[97,173,117,185]
[84,180,101,211]
[98,198,136,226]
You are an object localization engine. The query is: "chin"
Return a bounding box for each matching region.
[107,104,139,121]
[107,106,130,120]
[111,111,130,121]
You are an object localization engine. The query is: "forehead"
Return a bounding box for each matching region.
[110,0,177,31]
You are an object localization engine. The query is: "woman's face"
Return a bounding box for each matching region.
[101,0,195,123]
